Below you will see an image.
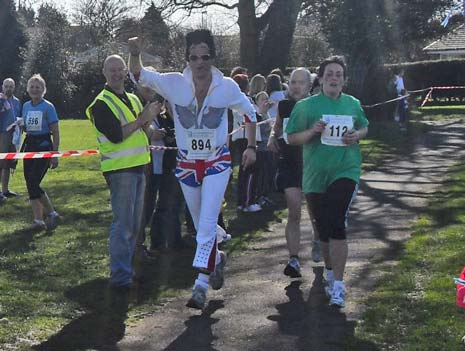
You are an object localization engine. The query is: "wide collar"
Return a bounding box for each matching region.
[182,65,224,92]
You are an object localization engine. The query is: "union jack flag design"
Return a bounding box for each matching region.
[175,145,231,187]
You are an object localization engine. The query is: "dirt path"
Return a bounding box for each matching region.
[116,119,465,351]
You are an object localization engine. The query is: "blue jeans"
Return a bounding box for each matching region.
[150,170,184,249]
[106,170,146,286]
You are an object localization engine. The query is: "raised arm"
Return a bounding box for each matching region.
[128,37,143,77]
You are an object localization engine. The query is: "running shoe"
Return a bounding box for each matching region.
[186,284,207,310]
[210,251,227,290]
[284,257,301,278]
[30,221,47,232]
[216,226,232,244]
[242,203,262,212]
[323,268,334,298]
[311,240,322,263]
[3,191,19,198]
[45,212,60,231]
[330,282,346,308]
[262,196,275,206]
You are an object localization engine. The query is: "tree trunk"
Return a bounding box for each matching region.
[258,0,303,74]
[237,0,259,73]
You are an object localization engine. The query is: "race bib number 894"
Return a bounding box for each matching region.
[320,114,354,147]
[186,129,216,160]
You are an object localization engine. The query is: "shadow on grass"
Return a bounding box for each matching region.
[33,279,129,351]
[422,163,465,228]
[267,268,380,351]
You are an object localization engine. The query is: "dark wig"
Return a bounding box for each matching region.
[318,55,347,79]
[185,29,216,61]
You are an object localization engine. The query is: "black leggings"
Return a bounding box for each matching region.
[23,136,52,200]
[306,178,357,242]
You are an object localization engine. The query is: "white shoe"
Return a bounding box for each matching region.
[186,284,207,310]
[242,203,262,212]
[330,281,346,308]
[216,225,231,244]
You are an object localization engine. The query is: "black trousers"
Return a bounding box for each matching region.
[306,178,357,242]
[23,136,52,200]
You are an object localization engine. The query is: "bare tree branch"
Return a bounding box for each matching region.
[172,0,239,10]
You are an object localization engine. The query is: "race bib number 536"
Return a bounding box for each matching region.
[26,111,43,132]
[186,129,216,160]
[320,114,354,147]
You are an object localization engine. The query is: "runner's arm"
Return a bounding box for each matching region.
[49,122,60,169]
[287,120,326,145]
[268,110,282,153]
[343,126,368,145]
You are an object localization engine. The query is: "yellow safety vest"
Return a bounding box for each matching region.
[86,89,150,172]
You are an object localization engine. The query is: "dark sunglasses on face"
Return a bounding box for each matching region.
[189,54,211,62]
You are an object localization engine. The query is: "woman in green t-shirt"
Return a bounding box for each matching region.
[286,55,368,308]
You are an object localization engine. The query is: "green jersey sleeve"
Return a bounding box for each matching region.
[354,98,369,129]
[285,100,309,134]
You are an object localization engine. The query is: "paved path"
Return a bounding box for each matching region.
[116,120,465,351]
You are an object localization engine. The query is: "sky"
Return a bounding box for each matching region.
[23,0,240,34]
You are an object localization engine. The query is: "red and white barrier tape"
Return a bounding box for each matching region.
[0,150,99,160]
[419,86,465,108]
[362,94,410,108]
[362,86,465,109]
[149,145,178,151]
[1,118,277,158]
[420,88,434,108]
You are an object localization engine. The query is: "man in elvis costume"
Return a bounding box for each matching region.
[128,30,257,309]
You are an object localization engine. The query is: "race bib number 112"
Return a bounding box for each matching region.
[320,114,354,147]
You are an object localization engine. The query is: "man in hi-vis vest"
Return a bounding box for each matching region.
[86,55,161,289]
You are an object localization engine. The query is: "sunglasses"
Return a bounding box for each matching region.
[189,54,211,62]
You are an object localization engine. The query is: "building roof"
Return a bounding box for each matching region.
[424,24,465,53]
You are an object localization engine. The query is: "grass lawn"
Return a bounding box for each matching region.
[351,112,465,350]
[351,162,465,351]
[0,113,458,350]
[418,105,465,117]
[420,105,465,110]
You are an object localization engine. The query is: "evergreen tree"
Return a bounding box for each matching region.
[141,2,171,66]
[22,4,74,115]
[0,0,27,80]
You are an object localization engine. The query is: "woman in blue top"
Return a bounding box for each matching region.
[22,74,60,231]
